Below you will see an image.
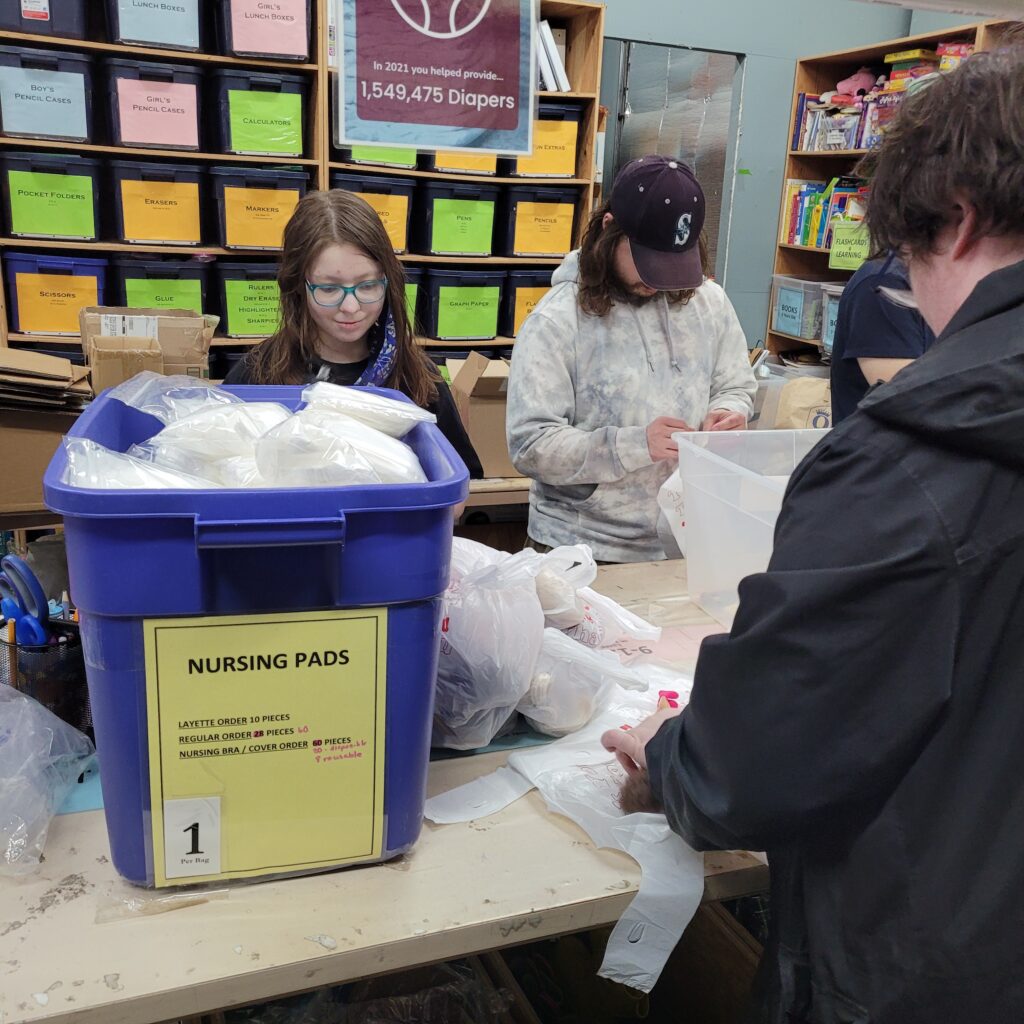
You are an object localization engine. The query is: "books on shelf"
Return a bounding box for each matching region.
[538,20,571,92]
[779,176,869,250]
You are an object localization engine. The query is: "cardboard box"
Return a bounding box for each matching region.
[448,352,523,479]
[79,306,217,380]
[0,349,91,412]
[0,409,80,513]
[87,336,164,394]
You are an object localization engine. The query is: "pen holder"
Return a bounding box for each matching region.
[1,622,92,738]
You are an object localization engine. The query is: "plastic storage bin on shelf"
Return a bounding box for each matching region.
[210,69,307,157]
[5,252,107,335]
[821,282,845,357]
[209,166,307,250]
[404,266,424,330]
[499,268,553,337]
[498,186,578,257]
[215,0,311,61]
[336,146,418,170]
[414,182,499,257]
[111,257,209,313]
[213,260,281,337]
[105,0,205,50]
[424,268,504,341]
[109,160,204,245]
[0,152,101,241]
[330,171,416,254]
[105,59,202,151]
[43,383,469,887]
[501,103,582,178]
[678,429,829,628]
[0,0,87,36]
[0,46,93,142]
[771,274,826,341]
[421,149,497,175]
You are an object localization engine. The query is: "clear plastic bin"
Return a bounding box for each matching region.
[770,274,827,341]
[821,282,846,356]
[678,429,829,627]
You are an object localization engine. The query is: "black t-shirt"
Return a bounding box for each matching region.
[830,255,935,423]
[222,355,484,479]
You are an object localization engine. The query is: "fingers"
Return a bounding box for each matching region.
[601,727,645,774]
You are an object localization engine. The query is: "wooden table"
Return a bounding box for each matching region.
[466,477,531,508]
[0,561,767,1024]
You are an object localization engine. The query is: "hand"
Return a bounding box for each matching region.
[702,409,748,431]
[601,705,682,776]
[646,417,693,461]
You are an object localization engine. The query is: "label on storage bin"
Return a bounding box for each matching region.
[8,171,94,239]
[116,79,199,148]
[437,285,500,339]
[126,277,203,313]
[116,0,201,49]
[349,145,416,168]
[120,179,201,243]
[515,120,578,176]
[223,278,281,335]
[228,90,303,155]
[433,150,497,174]
[0,68,87,140]
[513,286,550,334]
[361,192,409,253]
[773,286,805,336]
[513,201,574,256]
[224,186,300,248]
[144,609,387,886]
[829,222,870,271]
[431,198,494,255]
[21,0,50,21]
[16,273,98,334]
[231,0,308,58]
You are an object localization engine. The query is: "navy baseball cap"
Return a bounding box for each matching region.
[609,156,707,290]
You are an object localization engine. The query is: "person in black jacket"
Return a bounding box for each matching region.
[224,189,482,478]
[602,49,1024,1024]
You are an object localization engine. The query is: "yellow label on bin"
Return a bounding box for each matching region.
[513,286,551,334]
[16,273,98,334]
[224,186,301,249]
[513,202,575,256]
[433,150,498,174]
[144,608,388,887]
[515,119,578,176]
[361,192,410,253]
[120,180,201,244]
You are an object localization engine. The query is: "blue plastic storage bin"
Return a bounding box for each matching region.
[43,384,469,887]
[0,45,93,143]
[5,251,107,334]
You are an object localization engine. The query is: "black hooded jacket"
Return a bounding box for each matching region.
[647,261,1024,1023]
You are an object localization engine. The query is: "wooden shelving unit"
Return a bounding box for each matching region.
[0,0,604,356]
[767,19,1013,357]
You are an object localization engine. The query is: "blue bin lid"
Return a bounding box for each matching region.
[109,159,204,176]
[426,268,506,283]
[213,261,280,276]
[208,165,308,182]
[537,102,583,120]
[0,44,92,64]
[421,181,500,198]
[506,185,580,200]
[112,256,209,273]
[1,151,100,171]
[331,171,416,191]
[5,251,108,269]
[210,68,307,86]
[104,56,202,78]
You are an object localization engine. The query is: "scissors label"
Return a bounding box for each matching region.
[144,608,387,887]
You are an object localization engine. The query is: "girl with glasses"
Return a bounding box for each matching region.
[224,189,482,478]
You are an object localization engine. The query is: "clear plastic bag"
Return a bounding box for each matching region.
[562,587,662,649]
[302,381,437,438]
[534,545,598,629]
[61,437,212,490]
[449,537,508,582]
[433,551,545,750]
[107,371,242,425]
[0,685,95,875]
[656,470,686,558]
[518,628,649,738]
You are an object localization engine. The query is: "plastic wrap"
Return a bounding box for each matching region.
[0,686,95,876]
[61,437,212,490]
[302,381,437,438]
[563,588,662,649]
[107,371,243,424]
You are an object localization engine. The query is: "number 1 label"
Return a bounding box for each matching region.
[163,797,222,879]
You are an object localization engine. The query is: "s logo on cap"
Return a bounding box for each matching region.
[674,213,692,248]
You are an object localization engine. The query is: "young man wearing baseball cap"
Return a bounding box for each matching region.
[506,156,756,562]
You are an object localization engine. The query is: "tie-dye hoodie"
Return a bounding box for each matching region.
[506,250,756,562]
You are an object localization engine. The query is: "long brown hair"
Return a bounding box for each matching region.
[240,189,439,407]
[577,201,709,317]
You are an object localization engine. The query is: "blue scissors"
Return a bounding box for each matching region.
[0,555,50,645]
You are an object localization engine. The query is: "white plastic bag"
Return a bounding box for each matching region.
[656,470,686,558]
[534,545,598,629]
[62,437,212,490]
[216,455,275,489]
[302,381,436,438]
[450,537,508,582]
[433,552,545,750]
[562,588,662,649]
[0,686,95,875]
[107,372,242,425]
[518,629,648,737]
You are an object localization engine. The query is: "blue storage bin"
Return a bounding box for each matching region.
[1,151,101,240]
[0,45,93,142]
[0,0,88,37]
[5,251,107,334]
[43,384,469,887]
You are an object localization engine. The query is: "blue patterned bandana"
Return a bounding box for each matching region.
[353,308,398,388]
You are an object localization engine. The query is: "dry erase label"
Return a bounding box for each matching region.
[21,0,50,21]
[0,67,87,139]
[144,609,387,887]
[163,797,222,879]
[116,0,201,49]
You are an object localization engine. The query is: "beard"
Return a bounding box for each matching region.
[609,277,658,307]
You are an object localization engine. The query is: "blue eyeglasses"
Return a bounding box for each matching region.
[305,277,388,307]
